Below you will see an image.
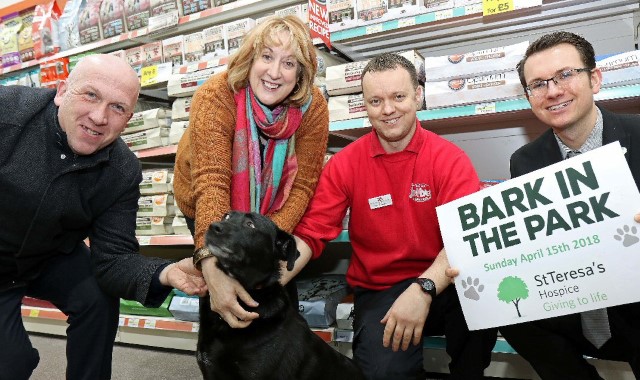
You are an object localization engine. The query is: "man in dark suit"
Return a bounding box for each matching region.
[499,31,640,380]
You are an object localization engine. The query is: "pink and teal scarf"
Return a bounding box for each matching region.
[231,87,311,215]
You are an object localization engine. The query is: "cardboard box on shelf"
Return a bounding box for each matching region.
[136,215,175,235]
[202,24,227,61]
[225,18,254,55]
[162,35,185,69]
[124,0,150,31]
[424,70,523,109]
[598,50,640,88]
[326,50,424,95]
[424,41,528,82]
[328,0,357,32]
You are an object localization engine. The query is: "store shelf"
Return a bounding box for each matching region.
[331,4,479,43]
[136,231,350,246]
[137,234,193,246]
[330,0,639,61]
[0,0,304,77]
[134,144,178,158]
[21,305,334,350]
[328,82,640,137]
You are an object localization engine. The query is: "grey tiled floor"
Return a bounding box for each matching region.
[28,333,201,380]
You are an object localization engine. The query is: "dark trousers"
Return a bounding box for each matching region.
[352,280,497,380]
[0,243,120,380]
[500,302,640,380]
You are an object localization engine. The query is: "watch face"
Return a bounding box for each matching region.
[417,278,436,296]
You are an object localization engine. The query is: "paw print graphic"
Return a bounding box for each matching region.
[614,225,640,247]
[461,277,484,301]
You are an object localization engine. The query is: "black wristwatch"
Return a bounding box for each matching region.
[414,278,437,298]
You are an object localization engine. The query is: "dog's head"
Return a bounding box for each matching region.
[205,211,299,289]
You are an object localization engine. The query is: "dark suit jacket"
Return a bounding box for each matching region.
[510,108,640,191]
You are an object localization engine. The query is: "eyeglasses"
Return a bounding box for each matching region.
[524,68,593,97]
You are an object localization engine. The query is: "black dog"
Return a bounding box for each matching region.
[196,211,365,380]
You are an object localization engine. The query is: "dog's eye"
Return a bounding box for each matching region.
[245,221,255,228]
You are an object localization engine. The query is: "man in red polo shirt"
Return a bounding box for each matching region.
[293,53,497,380]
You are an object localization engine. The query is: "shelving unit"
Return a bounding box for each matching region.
[4,0,640,377]
[21,305,334,351]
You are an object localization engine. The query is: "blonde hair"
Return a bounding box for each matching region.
[227,15,317,108]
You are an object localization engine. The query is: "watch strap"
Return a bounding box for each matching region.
[193,247,214,270]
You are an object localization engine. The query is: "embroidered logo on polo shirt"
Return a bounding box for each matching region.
[409,183,431,202]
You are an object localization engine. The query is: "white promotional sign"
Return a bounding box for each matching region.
[437,142,640,330]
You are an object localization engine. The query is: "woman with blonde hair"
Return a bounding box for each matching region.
[173,15,329,327]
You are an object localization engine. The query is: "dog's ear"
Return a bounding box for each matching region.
[275,229,300,271]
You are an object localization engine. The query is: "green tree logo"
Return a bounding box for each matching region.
[497,276,529,317]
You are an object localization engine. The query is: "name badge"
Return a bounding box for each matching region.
[368,194,393,209]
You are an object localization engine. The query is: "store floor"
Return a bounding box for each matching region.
[29,332,201,380]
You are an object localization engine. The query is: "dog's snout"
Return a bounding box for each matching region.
[210,222,225,234]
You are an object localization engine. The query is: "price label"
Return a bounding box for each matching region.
[397,17,416,28]
[434,9,453,21]
[29,309,40,317]
[138,236,151,246]
[482,0,514,16]
[144,319,157,329]
[127,318,140,328]
[365,24,383,35]
[141,66,159,87]
[475,102,497,114]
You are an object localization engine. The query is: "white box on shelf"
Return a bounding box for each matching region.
[184,31,205,63]
[424,70,523,109]
[328,0,358,32]
[336,302,354,329]
[140,169,172,195]
[172,216,191,235]
[328,93,367,122]
[167,65,226,97]
[225,18,255,55]
[171,96,192,120]
[423,0,454,13]
[162,35,185,69]
[275,4,308,24]
[384,0,428,22]
[136,216,175,235]
[202,24,228,61]
[120,127,169,151]
[355,0,385,25]
[597,50,640,88]
[169,121,189,144]
[326,50,424,95]
[424,41,528,81]
[124,108,172,135]
[137,193,176,217]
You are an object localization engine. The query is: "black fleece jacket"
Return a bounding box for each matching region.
[0,85,170,306]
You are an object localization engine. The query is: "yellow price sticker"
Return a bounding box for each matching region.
[141,65,159,87]
[482,0,514,16]
[29,309,40,317]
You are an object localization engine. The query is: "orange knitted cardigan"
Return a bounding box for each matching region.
[173,71,330,248]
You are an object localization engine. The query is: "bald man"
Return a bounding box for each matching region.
[0,54,206,380]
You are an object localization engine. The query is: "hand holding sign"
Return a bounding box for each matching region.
[437,142,640,330]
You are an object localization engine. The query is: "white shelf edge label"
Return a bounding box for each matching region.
[365,24,383,35]
[475,102,497,114]
[435,9,454,21]
[148,10,179,33]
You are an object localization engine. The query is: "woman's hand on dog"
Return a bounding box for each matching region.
[201,257,260,328]
[159,258,208,296]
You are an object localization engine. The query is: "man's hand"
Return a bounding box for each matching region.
[381,284,431,352]
[445,267,459,284]
[200,257,259,328]
[159,257,207,296]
